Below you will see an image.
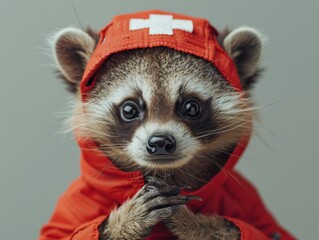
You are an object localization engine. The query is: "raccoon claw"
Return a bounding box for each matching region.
[138,179,191,219]
[159,185,181,196]
[145,184,158,191]
[180,184,192,190]
[187,195,202,201]
[144,182,178,193]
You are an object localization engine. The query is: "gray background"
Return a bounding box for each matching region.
[0,0,318,239]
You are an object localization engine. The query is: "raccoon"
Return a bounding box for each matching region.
[41,11,294,240]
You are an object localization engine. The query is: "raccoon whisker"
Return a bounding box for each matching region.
[77,133,108,140]
[100,141,130,146]
[136,135,144,144]
[214,121,251,133]
[55,110,75,118]
[99,144,128,148]
[166,168,175,177]
[113,156,143,172]
[177,167,209,184]
[213,158,244,188]
[78,162,135,193]
[223,102,278,115]
[72,119,107,127]
[198,152,242,184]
[59,135,76,141]
[211,160,229,178]
[116,163,141,171]
[120,163,142,172]
[79,170,105,193]
[206,118,253,134]
[156,169,170,179]
[216,116,252,125]
[194,121,250,139]
[74,128,110,138]
[117,161,152,180]
[71,120,106,128]
[213,119,251,132]
[170,169,176,183]
[212,147,260,164]
[196,124,239,137]
[98,147,127,151]
[71,119,106,126]
[197,150,246,188]
[208,148,247,161]
[222,109,254,115]
[159,168,175,185]
[76,148,110,157]
[177,124,194,144]
[196,153,229,178]
[253,130,276,152]
[142,168,154,179]
[67,124,106,135]
[254,119,279,139]
[250,124,279,152]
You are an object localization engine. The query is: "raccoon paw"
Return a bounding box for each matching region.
[165,206,240,240]
[101,177,192,240]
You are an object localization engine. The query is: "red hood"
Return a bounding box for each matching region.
[77,9,250,209]
[80,10,242,99]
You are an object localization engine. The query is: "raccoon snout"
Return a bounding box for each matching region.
[146,134,176,155]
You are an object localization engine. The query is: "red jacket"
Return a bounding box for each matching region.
[39,10,296,240]
[39,138,296,240]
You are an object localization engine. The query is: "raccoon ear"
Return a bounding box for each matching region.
[51,27,99,93]
[219,27,264,90]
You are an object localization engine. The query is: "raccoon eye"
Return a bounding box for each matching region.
[182,99,201,119]
[120,101,140,122]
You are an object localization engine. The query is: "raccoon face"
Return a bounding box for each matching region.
[52,27,263,172]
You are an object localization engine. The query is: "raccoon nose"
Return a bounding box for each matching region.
[146,135,176,155]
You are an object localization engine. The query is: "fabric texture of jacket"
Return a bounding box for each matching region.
[39,10,296,240]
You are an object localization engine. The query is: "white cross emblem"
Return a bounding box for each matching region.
[129,14,193,35]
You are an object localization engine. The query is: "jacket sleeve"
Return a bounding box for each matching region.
[38,178,116,240]
[224,171,296,240]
